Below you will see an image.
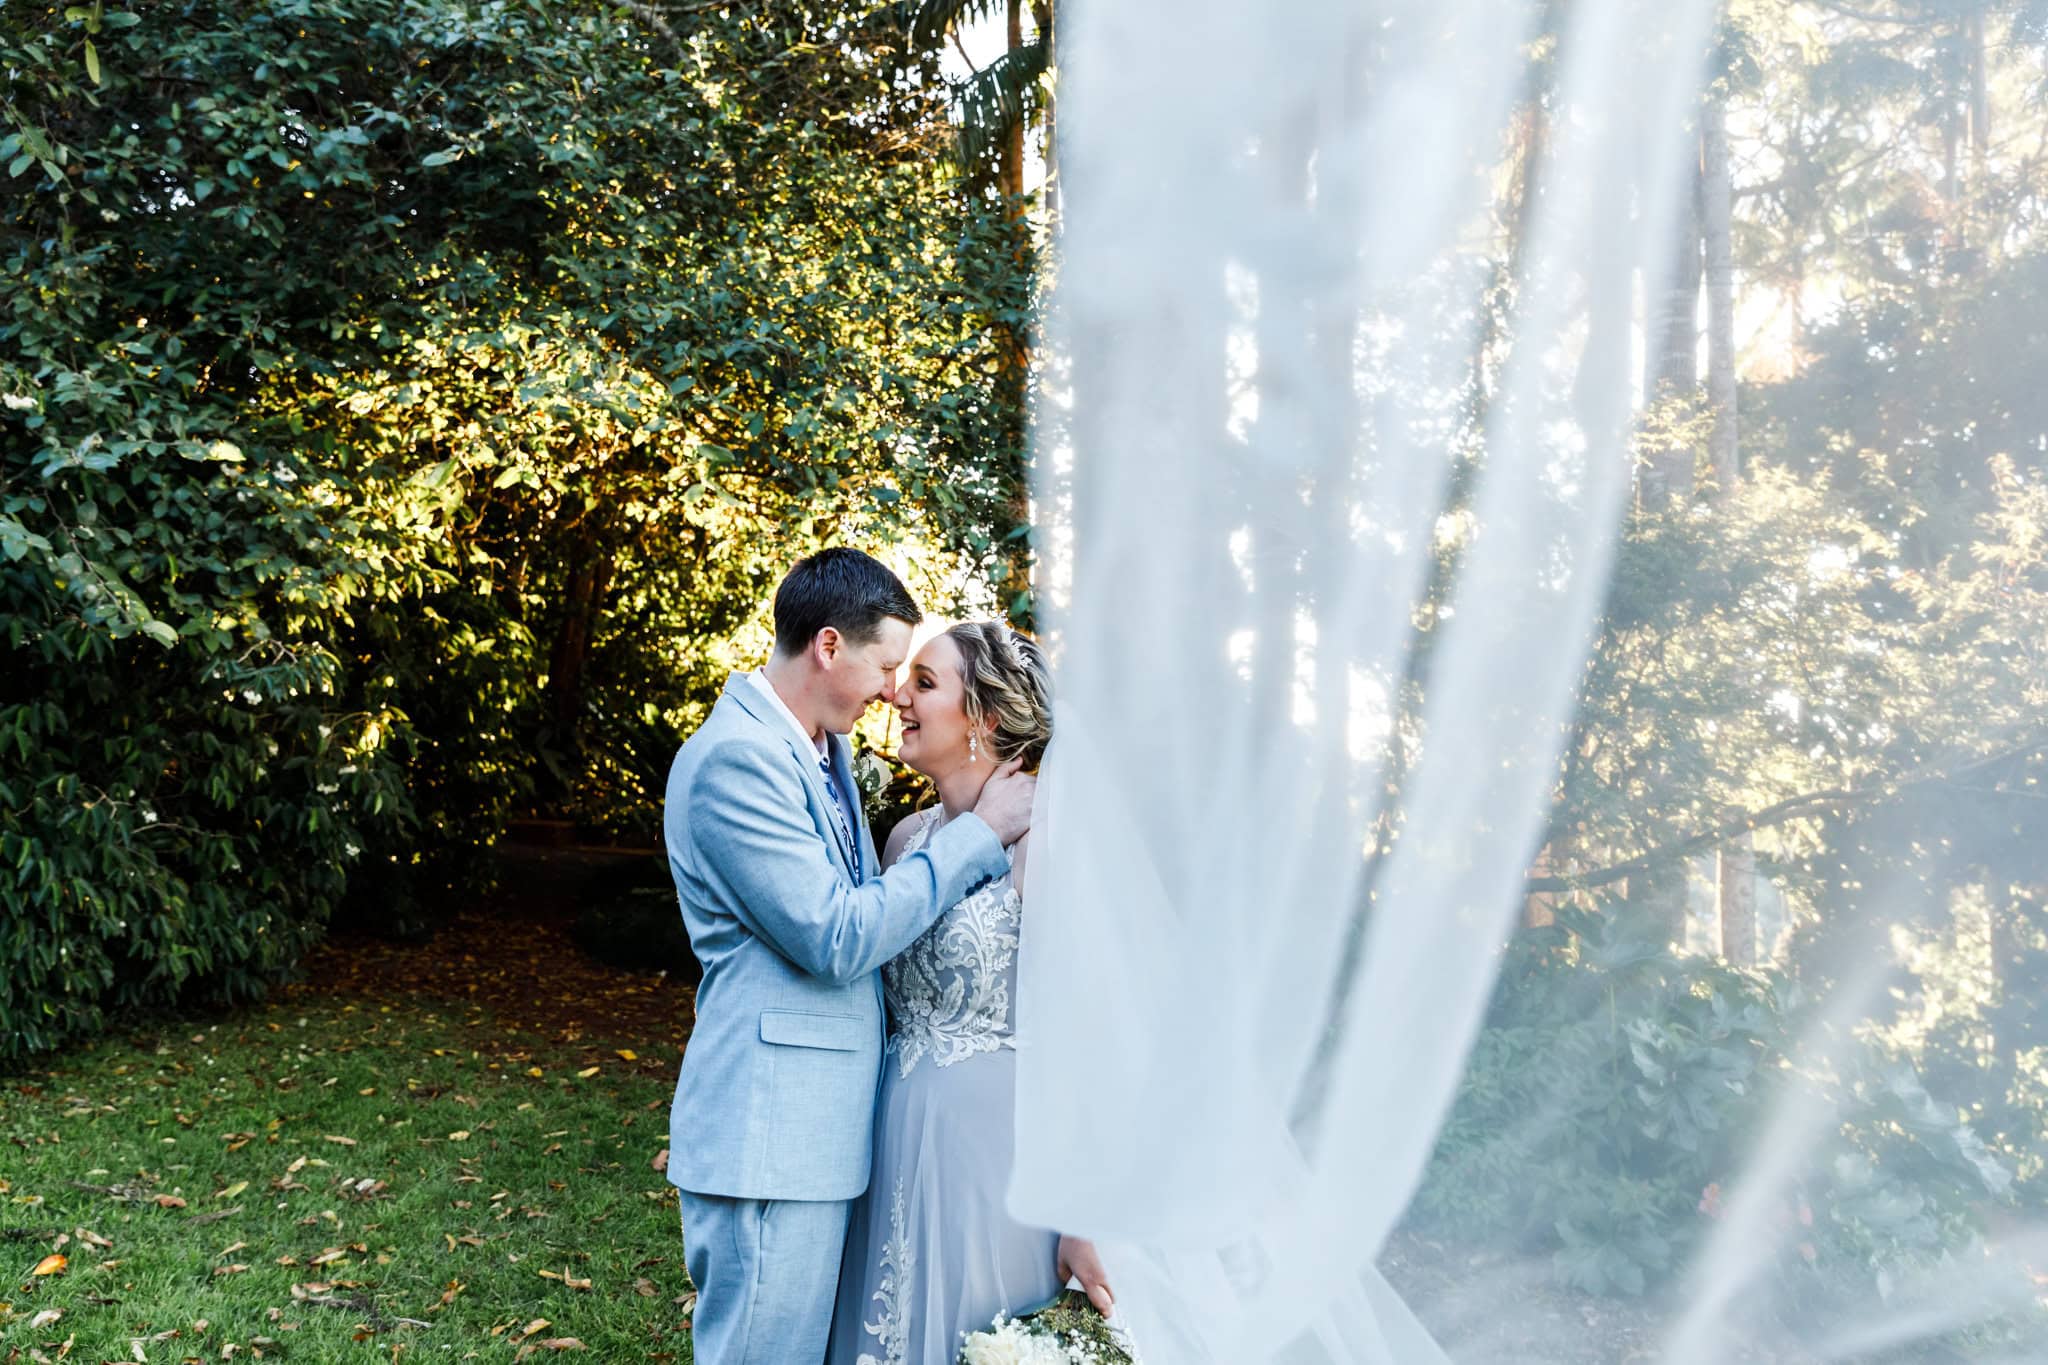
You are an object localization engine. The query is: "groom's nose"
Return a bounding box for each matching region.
[876,675,898,705]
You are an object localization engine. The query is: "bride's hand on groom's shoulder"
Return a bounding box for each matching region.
[1056,1235,1114,1318]
[971,757,1036,847]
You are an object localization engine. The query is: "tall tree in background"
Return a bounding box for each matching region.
[907,0,1054,622]
[1701,60,1755,963]
[1640,133,1704,509]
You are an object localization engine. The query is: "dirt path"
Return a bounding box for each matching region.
[287,845,693,1081]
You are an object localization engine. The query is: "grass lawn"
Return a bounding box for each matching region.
[16,851,2040,1365]
[1,873,698,1363]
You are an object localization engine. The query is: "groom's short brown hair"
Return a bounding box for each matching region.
[772,547,921,656]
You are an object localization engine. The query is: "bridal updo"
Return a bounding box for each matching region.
[943,622,1052,772]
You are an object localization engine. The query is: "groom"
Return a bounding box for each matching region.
[662,547,1036,1364]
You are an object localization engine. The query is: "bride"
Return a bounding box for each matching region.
[827,621,1115,1365]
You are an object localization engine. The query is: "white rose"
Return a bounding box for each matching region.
[960,1320,1029,1365]
[961,1334,1023,1365]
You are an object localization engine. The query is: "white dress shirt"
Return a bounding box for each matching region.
[748,669,828,761]
[748,669,860,873]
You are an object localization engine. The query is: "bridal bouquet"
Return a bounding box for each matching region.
[957,1291,1138,1365]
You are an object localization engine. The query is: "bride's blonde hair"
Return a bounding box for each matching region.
[944,622,1052,772]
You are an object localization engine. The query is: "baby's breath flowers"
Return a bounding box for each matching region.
[958,1290,1137,1365]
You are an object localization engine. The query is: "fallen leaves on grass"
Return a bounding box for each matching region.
[67,1181,151,1204]
[30,1253,66,1276]
[289,1281,374,1318]
[534,1268,593,1290]
[516,1338,587,1359]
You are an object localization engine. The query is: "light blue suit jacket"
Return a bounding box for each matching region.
[663,673,1010,1202]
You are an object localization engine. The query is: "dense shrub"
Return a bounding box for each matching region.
[1413,900,2011,1303]
[574,886,700,983]
[0,0,1027,1065]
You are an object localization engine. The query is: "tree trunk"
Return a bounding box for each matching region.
[999,0,1026,204]
[1967,12,1989,158]
[1642,862,1692,952]
[993,0,1034,625]
[1943,101,1960,205]
[1702,84,1746,955]
[1702,94,1738,502]
[1032,0,1057,224]
[1525,842,1558,929]
[1718,834,1757,965]
[547,540,615,746]
[1986,880,2017,1108]
[1640,133,1703,509]
[1983,881,2043,1115]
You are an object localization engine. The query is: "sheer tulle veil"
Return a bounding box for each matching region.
[1008,1,1717,1359]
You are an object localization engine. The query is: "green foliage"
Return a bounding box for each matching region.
[961,1289,1133,1365]
[1,0,1030,1064]
[1417,5,2048,1319]
[950,37,1050,175]
[1415,902,2010,1302]
[1018,1289,1132,1361]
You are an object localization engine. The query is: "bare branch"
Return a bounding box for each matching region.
[1526,740,2046,894]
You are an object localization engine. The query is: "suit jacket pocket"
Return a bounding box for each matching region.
[758,1008,865,1052]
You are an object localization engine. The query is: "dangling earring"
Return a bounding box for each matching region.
[969,732,981,762]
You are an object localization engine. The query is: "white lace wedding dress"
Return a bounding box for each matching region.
[826,810,1062,1365]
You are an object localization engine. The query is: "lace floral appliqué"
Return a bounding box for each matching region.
[858,1178,914,1365]
[884,813,1022,1079]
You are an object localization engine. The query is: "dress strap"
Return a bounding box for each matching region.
[899,806,941,858]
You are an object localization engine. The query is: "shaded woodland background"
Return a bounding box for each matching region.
[4,0,2047,1341]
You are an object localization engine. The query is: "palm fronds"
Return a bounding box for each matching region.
[905,0,1008,48]
[953,35,1048,177]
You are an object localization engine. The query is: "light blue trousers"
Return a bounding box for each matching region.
[679,1189,852,1365]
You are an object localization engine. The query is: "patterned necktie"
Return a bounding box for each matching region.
[818,753,859,874]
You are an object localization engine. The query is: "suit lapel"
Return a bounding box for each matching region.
[723,675,858,880]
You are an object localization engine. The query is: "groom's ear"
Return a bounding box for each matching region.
[813,626,842,664]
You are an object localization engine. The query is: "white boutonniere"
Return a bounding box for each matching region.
[850,748,890,801]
